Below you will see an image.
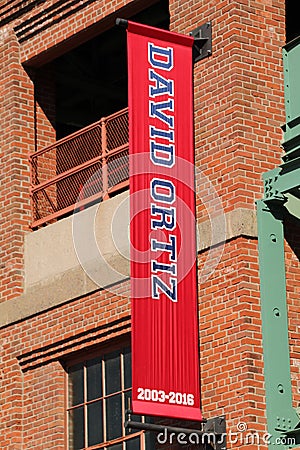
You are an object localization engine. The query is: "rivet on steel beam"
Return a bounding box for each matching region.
[273,308,281,317]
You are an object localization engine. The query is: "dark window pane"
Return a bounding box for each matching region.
[123,348,131,389]
[88,400,103,446]
[105,351,121,394]
[87,357,102,401]
[106,393,122,440]
[69,406,84,450]
[69,364,84,406]
[108,444,123,450]
[145,431,155,449]
[126,437,140,450]
[144,416,154,424]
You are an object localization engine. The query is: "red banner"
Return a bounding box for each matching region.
[128,21,202,421]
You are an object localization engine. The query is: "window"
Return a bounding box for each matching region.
[286,0,300,42]
[53,0,170,139]
[67,347,151,450]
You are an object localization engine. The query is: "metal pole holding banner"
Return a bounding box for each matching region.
[124,409,226,450]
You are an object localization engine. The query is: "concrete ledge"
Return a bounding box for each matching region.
[0,266,102,328]
[24,191,130,289]
[197,207,257,251]
[0,200,257,329]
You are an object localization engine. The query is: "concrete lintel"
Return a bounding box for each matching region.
[0,266,104,329]
[0,206,257,329]
[197,207,257,251]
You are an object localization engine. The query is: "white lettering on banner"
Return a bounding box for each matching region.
[149,70,174,97]
[148,43,174,70]
[151,235,176,261]
[137,387,195,406]
[148,42,177,302]
[150,178,175,204]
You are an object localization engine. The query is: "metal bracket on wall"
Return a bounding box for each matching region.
[280,426,300,447]
[190,21,212,62]
[125,412,226,450]
[263,161,300,203]
[263,168,287,204]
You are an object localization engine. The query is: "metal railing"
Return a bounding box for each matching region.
[30,108,129,228]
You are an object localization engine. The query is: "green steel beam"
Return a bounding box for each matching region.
[263,163,300,200]
[257,200,300,449]
[282,36,300,145]
[257,35,300,450]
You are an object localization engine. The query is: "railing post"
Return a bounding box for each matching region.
[29,154,36,223]
[101,117,109,199]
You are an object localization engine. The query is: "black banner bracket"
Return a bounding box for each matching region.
[125,410,226,450]
[190,21,212,62]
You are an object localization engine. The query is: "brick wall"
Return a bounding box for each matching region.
[198,237,266,445]
[0,28,32,302]
[0,0,299,449]
[188,0,285,217]
[0,286,131,449]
